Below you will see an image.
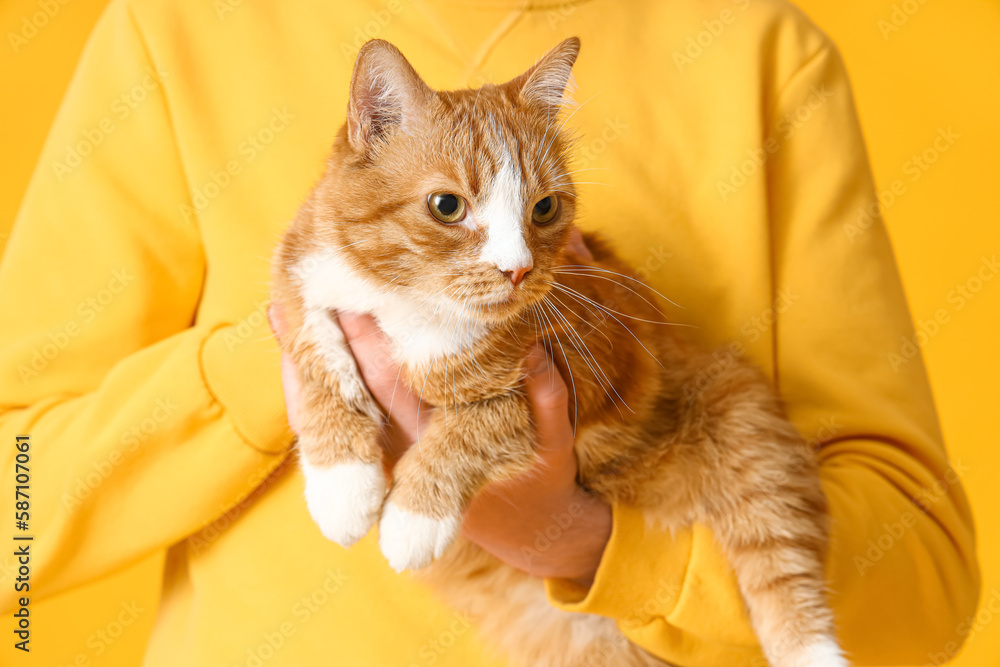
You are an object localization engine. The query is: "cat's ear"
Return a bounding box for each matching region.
[347,40,432,152]
[511,37,580,110]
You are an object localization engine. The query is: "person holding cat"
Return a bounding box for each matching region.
[0,0,978,666]
[268,228,613,588]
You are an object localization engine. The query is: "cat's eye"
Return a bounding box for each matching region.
[531,195,559,225]
[427,193,467,224]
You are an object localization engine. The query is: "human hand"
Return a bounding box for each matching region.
[269,228,610,586]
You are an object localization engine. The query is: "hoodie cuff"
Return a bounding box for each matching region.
[200,323,295,454]
[544,503,692,624]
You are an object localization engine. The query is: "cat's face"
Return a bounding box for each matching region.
[318,38,580,326]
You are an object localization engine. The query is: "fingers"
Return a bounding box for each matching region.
[523,344,575,462]
[268,302,301,434]
[337,312,397,400]
[271,303,574,463]
[338,312,424,444]
[268,301,422,455]
[462,344,587,573]
[268,302,288,343]
[279,353,303,434]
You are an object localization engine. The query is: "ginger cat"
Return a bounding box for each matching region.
[272,37,847,667]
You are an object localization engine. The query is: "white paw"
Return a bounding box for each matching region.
[302,460,386,547]
[378,501,461,572]
[781,637,849,667]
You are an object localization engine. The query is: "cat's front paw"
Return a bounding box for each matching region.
[777,637,849,667]
[302,459,386,548]
[378,500,461,571]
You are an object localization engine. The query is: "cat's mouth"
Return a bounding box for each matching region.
[484,292,516,306]
[462,284,519,308]
[460,288,528,316]
[470,293,517,311]
[452,276,551,321]
[468,285,548,319]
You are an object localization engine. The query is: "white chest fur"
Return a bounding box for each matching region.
[293,249,489,367]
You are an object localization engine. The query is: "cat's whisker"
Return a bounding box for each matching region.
[251,332,279,345]
[414,361,435,458]
[539,292,618,396]
[539,88,605,167]
[460,294,492,394]
[541,287,616,349]
[532,298,577,387]
[535,101,557,171]
[539,295,631,416]
[547,281,684,328]
[531,300,560,388]
[545,341,616,406]
[395,280,477,447]
[402,281,464,317]
[272,39,843,661]
[526,302,547,371]
[553,270,681,318]
[457,311,471,406]
[529,301,580,434]
[549,189,579,200]
[472,82,483,116]
[383,357,409,437]
[412,288,469,455]
[546,283,664,368]
[450,306,464,416]
[560,167,608,176]
[300,240,368,259]
[251,254,275,266]
[555,180,611,188]
[437,289,468,423]
[552,264,685,309]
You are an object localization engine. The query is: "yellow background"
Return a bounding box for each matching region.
[1,0,997,665]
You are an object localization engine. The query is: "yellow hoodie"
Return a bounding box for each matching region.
[0,0,979,665]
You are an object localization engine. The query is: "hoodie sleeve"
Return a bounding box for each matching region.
[0,0,293,608]
[544,40,979,667]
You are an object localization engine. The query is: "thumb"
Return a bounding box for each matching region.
[338,312,398,387]
[338,311,424,444]
[524,345,575,460]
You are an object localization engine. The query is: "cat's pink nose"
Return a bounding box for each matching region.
[503,266,531,287]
